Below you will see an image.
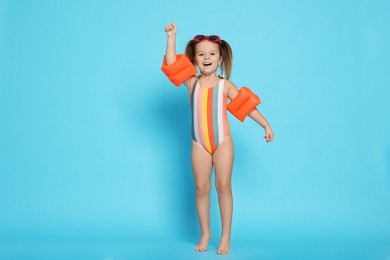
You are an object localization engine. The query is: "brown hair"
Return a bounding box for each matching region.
[185,39,233,80]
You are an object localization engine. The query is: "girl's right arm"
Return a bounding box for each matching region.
[163,22,196,91]
[164,22,177,65]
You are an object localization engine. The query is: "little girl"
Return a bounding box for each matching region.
[162,22,274,255]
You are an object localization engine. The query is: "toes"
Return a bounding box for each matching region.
[217,249,230,255]
[195,246,207,252]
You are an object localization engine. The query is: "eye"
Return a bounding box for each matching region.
[198,53,204,57]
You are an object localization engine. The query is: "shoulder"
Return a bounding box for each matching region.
[223,79,241,100]
[223,79,239,97]
[224,79,238,89]
[183,75,199,93]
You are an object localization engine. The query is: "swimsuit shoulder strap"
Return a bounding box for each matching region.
[219,78,226,86]
[218,78,226,90]
[194,77,200,88]
[191,77,200,100]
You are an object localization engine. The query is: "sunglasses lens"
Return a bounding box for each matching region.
[194,35,205,41]
[209,35,220,42]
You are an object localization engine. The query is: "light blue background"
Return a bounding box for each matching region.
[1,0,390,259]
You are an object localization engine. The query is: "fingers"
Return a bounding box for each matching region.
[164,22,176,32]
[268,133,274,142]
[264,133,274,142]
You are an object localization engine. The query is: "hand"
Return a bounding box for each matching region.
[164,22,177,37]
[264,126,274,143]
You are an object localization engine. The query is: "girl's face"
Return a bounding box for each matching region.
[194,41,222,77]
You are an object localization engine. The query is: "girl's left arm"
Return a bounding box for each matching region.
[248,109,274,142]
[226,80,274,143]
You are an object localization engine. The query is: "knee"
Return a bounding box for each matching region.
[196,183,211,196]
[215,181,232,195]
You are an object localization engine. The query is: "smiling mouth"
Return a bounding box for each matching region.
[203,62,212,66]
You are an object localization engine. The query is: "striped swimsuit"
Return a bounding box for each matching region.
[191,78,230,154]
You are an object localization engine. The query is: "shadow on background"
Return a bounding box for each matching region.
[130,84,199,242]
[156,90,199,242]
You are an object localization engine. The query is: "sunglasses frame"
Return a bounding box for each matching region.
[193,34,221,43]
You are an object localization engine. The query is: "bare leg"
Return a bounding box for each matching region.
[213,138,234,255]
[192,141,213,252]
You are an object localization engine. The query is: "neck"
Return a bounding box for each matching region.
[200,73,218,81]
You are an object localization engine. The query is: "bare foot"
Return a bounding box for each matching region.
[217,234,230,255]
[194,232,211,252]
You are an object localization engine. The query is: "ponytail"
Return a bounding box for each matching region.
[220,40,233,80]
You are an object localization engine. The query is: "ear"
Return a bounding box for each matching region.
[219,57,222,65]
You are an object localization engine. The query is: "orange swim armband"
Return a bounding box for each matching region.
[161,54,198,86]
[227,87,261,122]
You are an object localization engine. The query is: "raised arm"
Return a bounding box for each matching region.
[164,22,177,65]
[162,22,197,89]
